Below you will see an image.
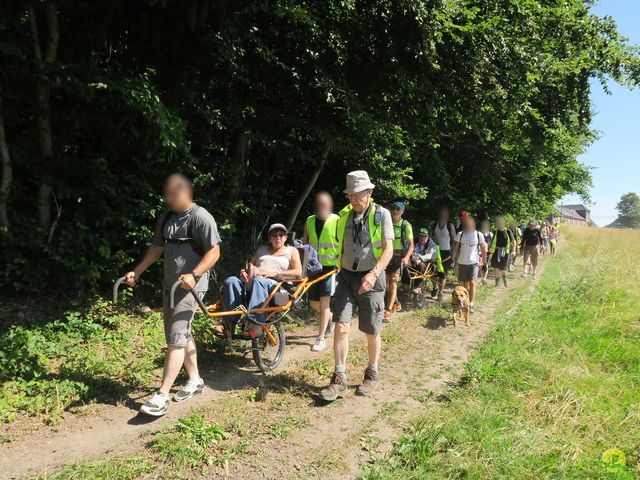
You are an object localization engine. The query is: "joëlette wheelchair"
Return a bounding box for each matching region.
[114,246,336,373]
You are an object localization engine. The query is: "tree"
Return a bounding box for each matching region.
[616,193,640,229]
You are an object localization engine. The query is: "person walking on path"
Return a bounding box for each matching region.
[549,225,558,256]
[479,219,493,285]
[508,220,521,271]
[430,207,457,301]
[319,170,394,402]
[490,216,511,288]
[384,201,414,320]
[124,174,222,416]
[303,191,339,352]
[450,216,487,314]
[520,220,542,278]
[540,221,550,255]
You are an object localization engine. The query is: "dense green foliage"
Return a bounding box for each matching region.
[616,192,640,228]
[362,227,640,479]
[1,0,638,294]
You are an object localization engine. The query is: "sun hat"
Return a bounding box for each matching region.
[268,223,288,234]
[392,201,405,210]
[418,227,429,236]
[343,170,375,194]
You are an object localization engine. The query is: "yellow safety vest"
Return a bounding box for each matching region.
[306,213,340,267]
[490,229,511,255]
[337,200,384,262]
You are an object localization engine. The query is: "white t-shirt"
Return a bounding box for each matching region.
[433,222,452,250]
[455,230,485,265]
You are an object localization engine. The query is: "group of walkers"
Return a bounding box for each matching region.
[123,170,559,416]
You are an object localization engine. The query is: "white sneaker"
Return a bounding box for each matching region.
[174,378,205,402]
[311,337,326,352]
[139,392,169,416]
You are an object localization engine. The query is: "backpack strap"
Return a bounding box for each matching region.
[162,204,205,257]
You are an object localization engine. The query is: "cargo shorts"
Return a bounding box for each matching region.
[162,288,205,347]
[332,269,386,335]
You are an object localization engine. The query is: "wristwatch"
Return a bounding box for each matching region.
[371,267,380,278]
[190,271,202,282]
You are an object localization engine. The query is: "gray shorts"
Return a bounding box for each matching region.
[457,264,479,283]
[162,288,204,347]
[332,269,386,335]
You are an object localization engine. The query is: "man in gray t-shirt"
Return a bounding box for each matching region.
[123,174,221,417]
[319,170,394,403]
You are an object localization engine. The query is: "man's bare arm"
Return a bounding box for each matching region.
[180,244,221,289]
[125,245,164,286]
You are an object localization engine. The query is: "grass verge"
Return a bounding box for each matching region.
[362,227,640,479]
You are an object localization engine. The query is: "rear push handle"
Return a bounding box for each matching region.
[169,279,209,314]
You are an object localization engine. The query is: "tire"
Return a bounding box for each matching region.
[252,321,286,373]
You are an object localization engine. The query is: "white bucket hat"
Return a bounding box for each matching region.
[343,170,375,194]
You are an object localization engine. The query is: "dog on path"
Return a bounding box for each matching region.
[451,285,470,327]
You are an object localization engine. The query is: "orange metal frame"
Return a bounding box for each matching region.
[197,268,338,323]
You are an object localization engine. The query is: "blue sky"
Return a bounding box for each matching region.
[562,1,640,226]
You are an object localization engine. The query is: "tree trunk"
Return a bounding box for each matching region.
[29,1,59,230]
[286,145,330,231]
[0,86,12,230]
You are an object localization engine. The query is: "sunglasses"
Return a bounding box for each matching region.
[270,231,287,238]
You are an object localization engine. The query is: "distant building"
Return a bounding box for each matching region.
[551,204,591,226]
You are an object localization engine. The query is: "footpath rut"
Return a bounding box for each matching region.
[0,254,549,480]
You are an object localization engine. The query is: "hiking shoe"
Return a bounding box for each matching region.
[469,304,475,314]
[319,372,348,402]
[437,291,443,301]
[383,310,393,322]
[325,321,335,336]
[430,286,438,298]
[311,337,326,352]
[503,277,508,287]
[140,392,169,416]
[412,287,422,294]
[355,368,379,397]
[174,378,205,403]
[481,278,487,286]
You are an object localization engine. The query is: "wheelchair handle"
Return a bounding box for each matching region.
[113,276,126,303]
[169,279,209,314]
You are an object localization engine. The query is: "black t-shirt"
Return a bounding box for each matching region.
[521,228,542,246]
[314,218,326,240]
[494,230,509,248]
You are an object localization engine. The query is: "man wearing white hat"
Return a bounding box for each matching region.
[319,170,394,401]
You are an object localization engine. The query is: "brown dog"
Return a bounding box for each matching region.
[451,285,470,326]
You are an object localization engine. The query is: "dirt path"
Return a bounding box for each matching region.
[0,254,550,479]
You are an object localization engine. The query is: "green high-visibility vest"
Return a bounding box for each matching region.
[490,229,511,255]
[435,245,444,273]
[306,213,340,267]
[337,200,384,262]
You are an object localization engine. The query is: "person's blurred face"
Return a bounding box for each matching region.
[528,222,536,230]
[438,208,450,222]
[391,205,404,222]
[462,217,475,232]
[269,229,287,248]
[164,179,193,212]
[497,217,506,229]
[314,193,333,219]
[480,220,490,232]
[347,189,372,212]
[418,234,428,245]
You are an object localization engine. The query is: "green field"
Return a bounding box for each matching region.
[362,227,640,479]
